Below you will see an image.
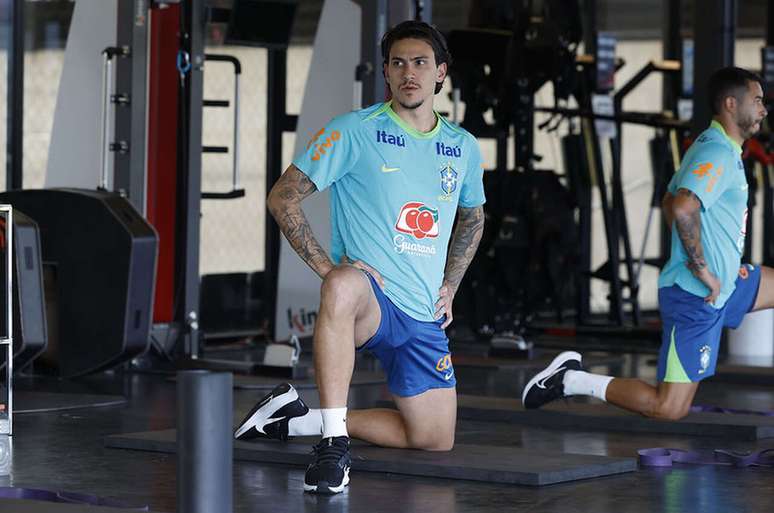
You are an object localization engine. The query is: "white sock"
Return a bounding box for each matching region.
[321,407,348,438]
[287,409,322,437]
[563,370,614,401]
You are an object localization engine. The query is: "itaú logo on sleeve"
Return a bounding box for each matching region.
[395,202,439,239]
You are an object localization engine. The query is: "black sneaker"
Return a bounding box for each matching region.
[234,383,309,441]
[521,351,583,409]
[303,436,351,494]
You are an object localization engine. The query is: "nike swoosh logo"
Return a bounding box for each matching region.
[381,164,400,173]
[444,370,454,381]
[536,366,566,389]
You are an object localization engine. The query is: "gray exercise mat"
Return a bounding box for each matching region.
[453,395,774,440]
[13,392,126,414]
[713,364,774,386]
[105,429,636,486]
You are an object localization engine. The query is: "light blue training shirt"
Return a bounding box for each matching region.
[293,101,486,321]
[658,120,749,308]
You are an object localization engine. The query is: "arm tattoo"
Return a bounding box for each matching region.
[673,189,706,272]
[268,166,333,278]
[443,205,485,293]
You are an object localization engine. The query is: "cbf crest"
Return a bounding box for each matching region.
[438,162,458,202]
[698,345,711,374]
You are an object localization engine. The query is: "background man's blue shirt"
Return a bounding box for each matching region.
[658,121,748,308]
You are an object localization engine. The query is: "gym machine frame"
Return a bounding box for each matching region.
[201,54,245,200]
[536,64,690,332]
[0,206,13,436]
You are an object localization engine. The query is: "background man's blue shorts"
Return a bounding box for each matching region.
[657,264,761,382]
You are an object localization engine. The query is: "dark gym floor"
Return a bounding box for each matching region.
[3,342,774,513]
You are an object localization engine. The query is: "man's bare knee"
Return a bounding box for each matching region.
[644,398,690,421]
[320,266,367,316]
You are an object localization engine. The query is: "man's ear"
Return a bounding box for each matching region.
[724,95,737,114]
[436,62,448,83]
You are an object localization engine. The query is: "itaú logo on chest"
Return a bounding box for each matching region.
[436,142,461,158]
[395,202,439,239]
[376,130,406,147]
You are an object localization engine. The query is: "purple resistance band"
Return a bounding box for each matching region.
[638,448,774,467]
[690,404,774,417]
[639,405,774,467]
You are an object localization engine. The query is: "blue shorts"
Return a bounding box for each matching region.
[657,264,762,382]
[358,273,456,397]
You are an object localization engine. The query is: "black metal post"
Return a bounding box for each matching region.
[764,0,774,266]
[114,0,149,211]
[692,0,736,135]
[265,49,287,341]
[662,0,682,114]
[180,0,205,357]
[581,0,597,58]
[576,0,606,324]
[608,133,640,324]
[360,0,388,106]
[590,130,623,325]
[6,0,24,190]
[768,0,774,45]
[513,79,535,171]
[561,130,592,324]
[661,0,681,271]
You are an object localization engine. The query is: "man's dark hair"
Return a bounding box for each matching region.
[380,20,451,94]
[708,66,763,114]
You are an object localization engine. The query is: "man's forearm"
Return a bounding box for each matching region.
[443,206,485,293]
[267,166,334,279]
[270,203,334,279]
[674,206,706,272]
